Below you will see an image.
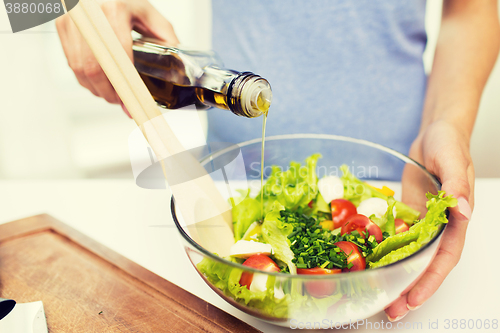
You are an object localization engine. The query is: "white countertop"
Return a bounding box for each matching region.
[0,179,498,332]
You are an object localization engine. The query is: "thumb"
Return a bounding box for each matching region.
[434,146,474,222]
[131,1,180,46]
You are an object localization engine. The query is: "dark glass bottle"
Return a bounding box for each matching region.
[132,37,272,118]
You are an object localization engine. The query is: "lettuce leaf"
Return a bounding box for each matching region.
[314,193,331,214]
[231,197,261,241]
[384,197,397,236]
[369,242,422,269]
[197,257,290,317]
[340,165,421,224]
[370,196,398,234]
[259,154,321,212]
[261,202,297,274]
[394,202,421,226]
[367,223,422,263]
[421,191,458,226]
[197,256,344,319]
[340,165,375,206]
[304,154,321,192]
[368,191,457,268]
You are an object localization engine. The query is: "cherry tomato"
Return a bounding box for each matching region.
[331,199,357,229]
[239,254,280,288]
[341,214,383,243]
[297,267,341,298]
[319,220,334,230]
[334,241,366,272]
[395,218,409,234]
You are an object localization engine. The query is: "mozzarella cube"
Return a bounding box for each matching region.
[357,197,398,219]
[357,197,388,219]
[318,176,344,203]
[229,240,273,259]
[250,273,268,293]
[274,285,285,299]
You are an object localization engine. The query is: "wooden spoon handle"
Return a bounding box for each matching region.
[61,0,234,256]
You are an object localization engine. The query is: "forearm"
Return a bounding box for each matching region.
[421,0,500,139]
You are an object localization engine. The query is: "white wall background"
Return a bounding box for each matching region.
[0,0,498,179]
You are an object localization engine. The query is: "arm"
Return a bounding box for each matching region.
[386,0,500,321]
[421,0,500,138]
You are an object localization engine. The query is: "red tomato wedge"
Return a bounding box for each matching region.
[297,267,341,298]
[334,241,366,272]
[341,214,383,243]
[395,218,409,234]
[331,199,357,229]
[239,254,280,288]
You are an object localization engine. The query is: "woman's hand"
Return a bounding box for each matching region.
[385,120,474,321]
[56,0,179,106]
[385,0,499,320]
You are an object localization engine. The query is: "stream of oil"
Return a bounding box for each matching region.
[260,112,268,218]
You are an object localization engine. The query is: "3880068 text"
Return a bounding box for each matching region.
[443,319,498,330]
[5,2,62,14]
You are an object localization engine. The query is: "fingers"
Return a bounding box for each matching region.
[101,1,134,60]
[82,1,134,104]
[406,210,468,308]
[56,0,147,108]
[436,149,474,220]
[385,210,469,319]
[56,16,98,96]
[385,294,409,322]
[76,18,124,103]
[57,2,130,104]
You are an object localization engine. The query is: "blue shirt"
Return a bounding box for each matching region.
[207,0,427,155]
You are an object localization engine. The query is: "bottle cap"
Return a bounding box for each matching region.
[238,75,272,118]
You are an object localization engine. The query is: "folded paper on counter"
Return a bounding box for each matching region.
[0,301,48,333]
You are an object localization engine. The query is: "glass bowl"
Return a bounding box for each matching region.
[171,134,443,327]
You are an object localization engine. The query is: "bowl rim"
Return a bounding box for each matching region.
[171,133,446,279]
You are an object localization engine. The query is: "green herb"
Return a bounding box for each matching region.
[337,231,378,256]
[280,210,349,270]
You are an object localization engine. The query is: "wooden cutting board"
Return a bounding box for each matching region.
[0,214,260,332]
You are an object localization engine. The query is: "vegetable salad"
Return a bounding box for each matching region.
[197,154,456,317]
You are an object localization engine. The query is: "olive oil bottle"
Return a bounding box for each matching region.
[132,37,272,118]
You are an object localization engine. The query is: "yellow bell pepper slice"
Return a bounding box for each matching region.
[319,220,334,231]
[367,184,395,197]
